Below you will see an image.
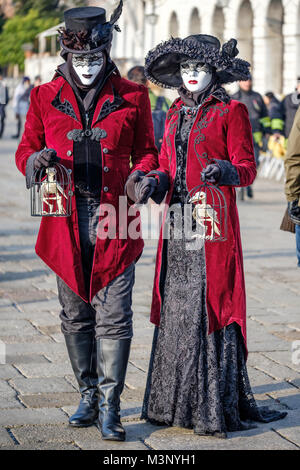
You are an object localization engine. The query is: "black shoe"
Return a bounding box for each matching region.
[64,332,98,427]
[96,338,131,441]
[11,135,19,139]
[69,395,98,427]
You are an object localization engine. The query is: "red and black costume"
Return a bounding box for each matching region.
[141,34,287,436]
[15,3,158,441]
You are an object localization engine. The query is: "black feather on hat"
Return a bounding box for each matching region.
[58,1,123,56]
[145,34,251,88]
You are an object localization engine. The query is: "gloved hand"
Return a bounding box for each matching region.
[34,148,58,170]
[125,170,158,204]
[134,176,158,204]
[146,170,169,204]
[288,199,300,225]
[201,164,221,184]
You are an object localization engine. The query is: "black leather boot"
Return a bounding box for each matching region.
[64,332,98,427]
[96,338,131,441]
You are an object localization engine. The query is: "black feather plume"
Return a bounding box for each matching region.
[110,0,123,25]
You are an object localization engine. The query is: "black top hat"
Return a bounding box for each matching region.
[145,34,251,89]
[59,2,123,55]
[64,7,107,32]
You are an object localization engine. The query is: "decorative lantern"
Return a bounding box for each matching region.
[187,182,227,242]
[30,163,73,217]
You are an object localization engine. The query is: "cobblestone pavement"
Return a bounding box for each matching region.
[0,107,299,450]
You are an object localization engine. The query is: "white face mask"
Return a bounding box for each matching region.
[72,52,105,86]
[180,61,213,93]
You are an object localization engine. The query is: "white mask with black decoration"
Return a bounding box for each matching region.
[72,52,105,86]
[180,60,213,93]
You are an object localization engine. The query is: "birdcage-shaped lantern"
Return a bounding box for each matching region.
[30,163,73,217]
[187,182,228,242]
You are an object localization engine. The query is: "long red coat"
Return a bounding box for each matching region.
[15,71,158,301]
[150,95,256,350]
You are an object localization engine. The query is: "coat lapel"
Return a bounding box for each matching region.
[51,81,81,124]
[92,80,124,126]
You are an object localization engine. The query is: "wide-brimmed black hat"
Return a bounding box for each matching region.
[145,34,251,88]
[58,1,123,55]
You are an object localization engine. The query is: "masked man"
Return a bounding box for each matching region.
[15,3,162,441]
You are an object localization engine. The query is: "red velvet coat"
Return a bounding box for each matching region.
[15,71,158,301]
[150,95,256,350]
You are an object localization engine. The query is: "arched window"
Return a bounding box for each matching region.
[169,11,179,38]
[189,8,201,35]
[266,0,283,94]
[237,0,253,66]
[212,6,225,43]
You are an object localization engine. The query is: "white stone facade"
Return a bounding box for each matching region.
[25,0,300,97]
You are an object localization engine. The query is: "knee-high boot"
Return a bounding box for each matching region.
[64,332,98,427]
[96,338,131,441]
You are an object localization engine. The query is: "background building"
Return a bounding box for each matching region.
[24,0,300,97]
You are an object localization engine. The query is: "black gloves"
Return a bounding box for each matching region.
[125,170,157,204]
[34,148,59,170]
[125,170,169,205]
[201,163,221,184]
[134,176,158,204]
[146,170,169,204]
[288,199,300,225]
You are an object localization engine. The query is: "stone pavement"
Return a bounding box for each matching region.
[0,106,299,450]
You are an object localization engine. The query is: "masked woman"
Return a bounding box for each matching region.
[141,35,287,437]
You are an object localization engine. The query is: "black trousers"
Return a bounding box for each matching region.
[57,196,135,339]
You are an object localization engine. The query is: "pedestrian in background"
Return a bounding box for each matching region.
[0,73,9,139]
[232,76,271,199]
[11,76,32,139]
[263,91,284,139]
[264,91,286,159]
[33,75,42,87]
[127,65,171,152]
[281,77,300,140]
[283,105,300,267]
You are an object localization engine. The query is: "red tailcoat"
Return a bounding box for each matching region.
[15,72,158,301]
[150,96,256,349]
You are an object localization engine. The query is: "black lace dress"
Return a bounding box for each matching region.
[141,105,287,437]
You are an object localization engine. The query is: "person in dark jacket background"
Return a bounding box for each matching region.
[232,77,271,199]
[264,91,284,138]
[281,77,300,140]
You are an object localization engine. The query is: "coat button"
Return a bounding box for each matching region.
[103,147,109,154]
[103,166,109,172]
[103,186,109,192]
[67,150,72,157]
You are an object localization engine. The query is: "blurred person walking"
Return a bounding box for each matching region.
[11,76,32,139]
[0,73,9,138]
[264,91,286,161]
[281,77,300,140]
[127,65,171,151]
[263,92,284,139]
[232,77,271,199]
